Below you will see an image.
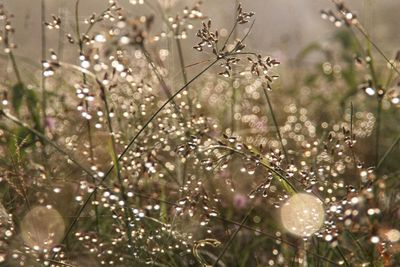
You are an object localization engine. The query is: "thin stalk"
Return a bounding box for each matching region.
[41,0,47,133]
[75,0,83,51]
[336,247,350,267]
[74,0,99,233]
[59,59,219,244]
[151,155,181,186]
[174,26,192,114]
[365,49,379,88]
[262,85,288,162]
[228,5,240,205]
[344,18,384,168]
[8,43,52,180]
[98,81,133,245]
[39,0,54,180]
[1,111,96,180]
[221,20,238,52]
[363,45,382,168]
[230,85,236,132]
[377,133,400,170]
[8,52,22,84]
[213,216,340,266]
[83,5,111,37]
[236,19,255,46]
[47,259,76,267]
[330,0,400,77]
[346,230,372,265]
[212,209,252,266]
[203,144,297,194]
[57,2,65,61]
[350,102,354,145]
[355,24,400,78]
[375,97,382,165]
[184,58,212,69]
[73,0,94,158]
[141,45,191,200]
[220,2,240,132]
[349,103,358,179]
[226,23,257,130]
[141,47,186,125]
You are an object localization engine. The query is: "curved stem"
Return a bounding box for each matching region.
[213,208,252,266]
[98,81,133,245]
[41,0,47,133]
[377,133,400,170]
[58,59,219,245]
[262,85,288,162]
[74,0,99,233]
[1,111,96,180]
[375,97,382,165]
[202,144,297,194]
[8,52,22,84]
[174,26,192,114]
[141,46,186,124]
[212,216,340,266]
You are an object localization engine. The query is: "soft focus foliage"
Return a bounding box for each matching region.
[0,0,399,266]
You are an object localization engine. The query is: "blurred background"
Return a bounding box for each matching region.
[0,1,399,266]
[4,0,400,63]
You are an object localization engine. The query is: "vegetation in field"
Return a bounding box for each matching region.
[0,0,399,266]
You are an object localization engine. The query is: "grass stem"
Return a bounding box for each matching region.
[98,80,133,245]
[59,59,219,245]
[262,85,289,162]
[213,209,252,266]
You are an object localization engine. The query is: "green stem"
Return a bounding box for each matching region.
[355,24,400,78]
[213,209,252,266]
[41,0,47,133]
[59,59,219,245]
[174,26,192,114]
[262,85,288,162]
[375,97,382,165]
[173,27,191,189]
[98,81,133,245]
[8,52,22,84]
[75,0,83,51]
[57,3,65,61]
[377,133,400,170]
[75,0,99,233]
[336,247,350,267]
[1,111,96,180]
[204,144,297,194]
[141,46,186,125]
[213,216,340,266]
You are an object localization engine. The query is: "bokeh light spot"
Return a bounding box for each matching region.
[280,193,325,237]
[21,206,65,250]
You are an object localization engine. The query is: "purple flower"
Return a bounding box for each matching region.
[233,193,248,209]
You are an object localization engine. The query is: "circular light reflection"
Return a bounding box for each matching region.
[280,193,325,237]
[21,206,65,250]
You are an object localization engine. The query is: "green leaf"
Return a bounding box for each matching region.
[11,82,26,114]
[25,89,41,130]
[6,126,34,160]
[15,127,35,148]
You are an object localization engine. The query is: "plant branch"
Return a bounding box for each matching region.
[58,59,219,245]
[262,84,288,162]
[212,208,252,266]
[1,110,96,181]
[98,80,133,245]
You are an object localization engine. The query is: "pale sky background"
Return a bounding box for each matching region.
[3,0,400,64]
